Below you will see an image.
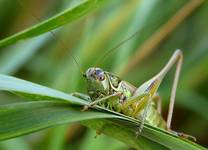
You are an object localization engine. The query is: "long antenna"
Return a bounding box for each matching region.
[17,0,84,75]
[94,29,141,66]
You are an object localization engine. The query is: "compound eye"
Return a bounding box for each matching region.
[95,69,101,74]
[95,69,105,81]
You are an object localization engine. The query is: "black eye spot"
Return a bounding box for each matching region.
[98,75,105,81]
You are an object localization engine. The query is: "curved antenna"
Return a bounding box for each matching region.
[94,29,140,67]
[17,0,84,75]
[47,31,84,75]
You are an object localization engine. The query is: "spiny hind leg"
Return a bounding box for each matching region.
[166,50,183,129]
[163,51,196,141]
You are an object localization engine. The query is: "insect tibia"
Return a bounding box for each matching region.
[156,49,183,80]
[134,50,183,98]
[153,49,183,129]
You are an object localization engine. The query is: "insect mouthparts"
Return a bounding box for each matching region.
[83,73,87,78]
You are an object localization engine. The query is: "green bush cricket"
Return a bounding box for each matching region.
[74,50,196,141]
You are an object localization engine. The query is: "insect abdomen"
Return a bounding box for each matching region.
[145,104,167,129]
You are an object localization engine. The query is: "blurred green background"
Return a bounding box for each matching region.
[0,0,208,149]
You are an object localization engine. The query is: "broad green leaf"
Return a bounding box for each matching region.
[83,119,206,150]
[0,101,121,140]
[0,0,103,47]
[0,101,205,150]
[0,101,166,150]
[0,74,87,105]
[0,74,206,150]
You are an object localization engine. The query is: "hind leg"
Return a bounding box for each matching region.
[158,51,196,141]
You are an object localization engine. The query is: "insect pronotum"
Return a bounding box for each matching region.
[17,0,196,141]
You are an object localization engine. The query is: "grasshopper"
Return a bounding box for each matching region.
[16,1,195,141]
[73,49,196,141]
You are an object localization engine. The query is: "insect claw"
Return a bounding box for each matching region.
[169,130,197,142]
[177,132,197,142]
[188,136,197,142]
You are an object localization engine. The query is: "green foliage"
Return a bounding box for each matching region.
[0,0,208,149]
[0,74,205,150]
[0,0,104,47]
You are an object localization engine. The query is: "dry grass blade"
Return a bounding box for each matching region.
[120,0,204,76]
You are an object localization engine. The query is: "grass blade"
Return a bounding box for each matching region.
[83,119,206,150]
[0,74,206,150]
[0,101,120,141]
[0,0,102,47]
[0,74,86,104]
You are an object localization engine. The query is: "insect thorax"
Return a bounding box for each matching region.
[108,72,136,98]
[87,70,136,102]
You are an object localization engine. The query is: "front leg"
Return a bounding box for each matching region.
[71,92,91,102]
[82,92,122,111]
